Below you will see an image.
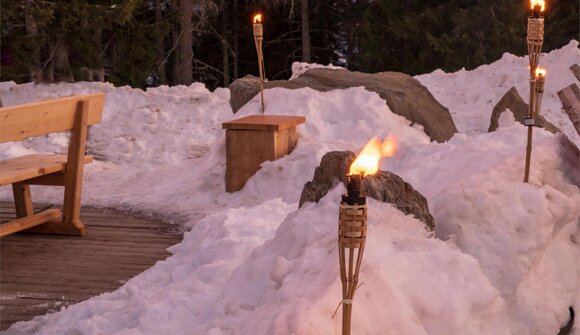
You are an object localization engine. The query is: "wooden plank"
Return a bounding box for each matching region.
[557,84,580,136]
[0,154,93,186]
[570,64,580,82]
[0,93,105,143]
[1,254,165,267]
[0,209,62,237]
[0,282,118,295]
[0,241,173,256]
[222,115,306,131]
[0,202,185,331]
[0,260,158,273]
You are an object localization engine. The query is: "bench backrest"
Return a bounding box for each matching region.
[0,93,105,143]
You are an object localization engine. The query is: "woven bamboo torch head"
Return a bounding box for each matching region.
[253,14,263,39]
[527,18,544,44]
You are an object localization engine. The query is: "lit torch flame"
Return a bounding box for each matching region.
[530,0,545,12]
[535,67,546,78]
[349,136,398,176]
[253,14,262,24]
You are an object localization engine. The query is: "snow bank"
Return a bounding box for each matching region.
[416,40,580,149]
[289,62,346,80]
[0,82,232,165]
[1,41,579,335]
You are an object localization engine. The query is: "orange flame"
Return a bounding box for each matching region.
[348,136,398,176]
[535,67,546,77]
[530,0,545,11]
[253,14,262,24]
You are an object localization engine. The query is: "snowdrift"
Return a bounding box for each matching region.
[0,41,579,335]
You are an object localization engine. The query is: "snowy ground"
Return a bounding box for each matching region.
[0,41,579,335]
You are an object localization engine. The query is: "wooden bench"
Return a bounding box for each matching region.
[0,93,105,237]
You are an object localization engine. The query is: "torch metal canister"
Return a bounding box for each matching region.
[338,174,367,335]
[253,15,266,113]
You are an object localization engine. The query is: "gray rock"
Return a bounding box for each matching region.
[363,171,435,230]
[299,151,435,230]
[489,86,560,134]
[299,151,354,208]
[229,68,458,143]
[229,75,262,113]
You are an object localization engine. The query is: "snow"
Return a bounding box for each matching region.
[289,62,346,80]
[415,40,580,149]
[1,41,579,335]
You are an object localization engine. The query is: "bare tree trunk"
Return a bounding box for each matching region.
[24,0,42,81]
[301,0,311,63]
[221,2,229,86]
[55,34,74,82]
[178,0,193,85]
[155,0,167,84]
[94,27,105,81]
[170,0,180,84]
[46,35,55,81]
[233,0,238,80]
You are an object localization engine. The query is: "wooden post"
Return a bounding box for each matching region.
[12,182,33,218]
[60,100,90,235]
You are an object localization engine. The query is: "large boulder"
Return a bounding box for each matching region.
[299,151,435,230]
[489,87,559,133]
[229,68,458,143]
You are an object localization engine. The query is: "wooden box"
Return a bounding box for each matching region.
[222,115,306,192]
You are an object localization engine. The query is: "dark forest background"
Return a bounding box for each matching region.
[1,0,578,89]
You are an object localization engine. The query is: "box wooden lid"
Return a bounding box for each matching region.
[222,115,306,131]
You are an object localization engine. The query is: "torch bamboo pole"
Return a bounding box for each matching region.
[524,80,535,183]
[338,203,367,335]
[253,22,265,113]
[524,13,544,183]
[524,123,534,182]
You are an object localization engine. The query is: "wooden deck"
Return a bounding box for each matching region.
[0,202,184,331]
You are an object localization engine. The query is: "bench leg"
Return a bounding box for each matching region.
[61,100,89,236]
[12,183,33,218]
[10,183,72,236]
[25,102,89,236]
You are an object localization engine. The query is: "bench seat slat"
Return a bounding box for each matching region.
[0,154,93,186]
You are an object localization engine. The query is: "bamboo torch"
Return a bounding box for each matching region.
[524,0,546,182]
[253,14,266,113]
[339,173,367,335]
[338,137,396,335]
